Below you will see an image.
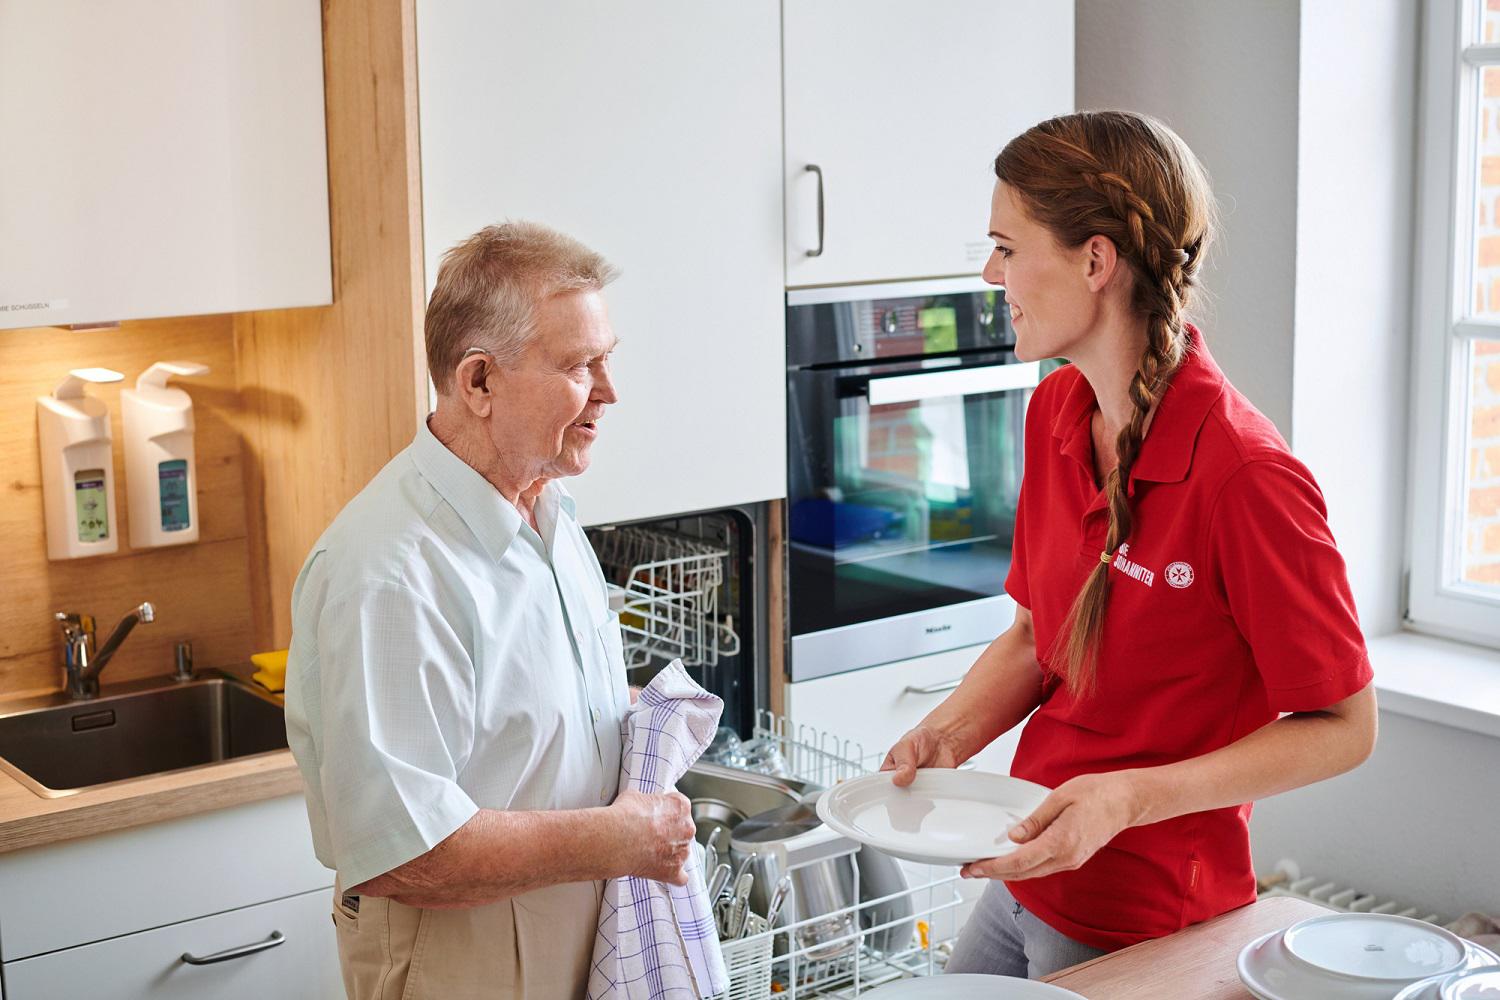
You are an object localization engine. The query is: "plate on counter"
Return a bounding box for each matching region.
[1392,959,1500,1000]
[814,769,1050,866]
[1238,914,1498,1000]
[862,973,1085,999]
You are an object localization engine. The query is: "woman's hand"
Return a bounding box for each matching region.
[960,771,1148,881]
[879,724,966,788]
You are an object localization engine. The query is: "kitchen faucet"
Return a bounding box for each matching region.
[54,602,155,700]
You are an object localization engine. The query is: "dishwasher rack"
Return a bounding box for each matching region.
[713,712,967,1000]
[589,525,741,671]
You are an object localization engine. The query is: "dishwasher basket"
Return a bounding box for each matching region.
[711,712,968,999]
[589,525,741,670]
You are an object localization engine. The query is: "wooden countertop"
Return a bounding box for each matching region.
[0,669,304,855]
[0,750,303,855]
[1042,895,1333,998]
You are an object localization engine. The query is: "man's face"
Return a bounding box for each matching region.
[488,290,619,480]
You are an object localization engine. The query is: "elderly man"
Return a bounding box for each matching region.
[284,221,696,998]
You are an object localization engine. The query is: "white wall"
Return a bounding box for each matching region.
[1080,0,1500,921]
[1251,710,1500,920]
[1076,0,1301,434]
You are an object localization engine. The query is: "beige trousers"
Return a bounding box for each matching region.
[331,878,603,999]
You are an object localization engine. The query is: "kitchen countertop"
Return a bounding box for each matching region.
[1041,895,1333,998]
[0,666,302,855]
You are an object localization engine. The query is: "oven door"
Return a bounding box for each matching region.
[787,351,1039,680]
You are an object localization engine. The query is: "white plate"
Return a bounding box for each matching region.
[815,769,1051,866]
[863,973,1085,999]
[1441,965,1500,999]
[1240,925,1500,1000]
[1284,913,1469,981]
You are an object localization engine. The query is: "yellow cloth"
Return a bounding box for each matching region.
[251,649,288,693]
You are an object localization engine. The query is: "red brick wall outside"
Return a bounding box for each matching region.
[1468,6,1500,586]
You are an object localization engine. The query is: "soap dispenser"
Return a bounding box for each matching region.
[122,361,209,548]
[37,368,124,560]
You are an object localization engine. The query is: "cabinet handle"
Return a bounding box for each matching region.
[181,930,285,965]
[805,164,825,257]
[904,676,964,695]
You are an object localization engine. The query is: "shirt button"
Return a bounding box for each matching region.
[591,707,601,722]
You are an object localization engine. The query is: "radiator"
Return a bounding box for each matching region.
[1257,860,1447,925]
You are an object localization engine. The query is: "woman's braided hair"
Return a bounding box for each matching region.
[995,111,1216,696]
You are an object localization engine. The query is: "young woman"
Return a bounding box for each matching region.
[881,111,1378,979]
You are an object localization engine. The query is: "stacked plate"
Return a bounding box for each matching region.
[1238,912,1500,1000]
[1393,964,1500,1000]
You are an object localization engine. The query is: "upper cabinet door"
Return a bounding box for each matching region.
[0,0,332,330]
[415,1,786,525]
[783,0,1074,288]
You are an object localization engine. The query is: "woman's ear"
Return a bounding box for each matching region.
[1082,234,1122,293]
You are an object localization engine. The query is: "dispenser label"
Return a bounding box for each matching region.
[74,470,108,542]
[158,460,190,531]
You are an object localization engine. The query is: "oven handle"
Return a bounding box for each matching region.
[866,361,1041,406]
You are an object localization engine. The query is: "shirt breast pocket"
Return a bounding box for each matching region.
[595,610,627,671]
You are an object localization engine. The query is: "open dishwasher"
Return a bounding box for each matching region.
[685,710,967,999]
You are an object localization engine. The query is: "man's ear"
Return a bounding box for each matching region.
[1082,234,1122,293]
[453,353,494,417]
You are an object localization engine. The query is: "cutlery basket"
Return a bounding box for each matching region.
[720,913,773,1000]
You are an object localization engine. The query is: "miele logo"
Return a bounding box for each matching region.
[924,623,952,635]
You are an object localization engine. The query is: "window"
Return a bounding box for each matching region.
[1410,0,1500,646]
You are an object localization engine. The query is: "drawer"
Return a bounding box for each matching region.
[2,886,340,1000]
[784,643,1024,774]
[0,794,332,960]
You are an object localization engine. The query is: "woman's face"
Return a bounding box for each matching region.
[983,181,1102,363]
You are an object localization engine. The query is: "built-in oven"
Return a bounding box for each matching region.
[785,278,1041,681]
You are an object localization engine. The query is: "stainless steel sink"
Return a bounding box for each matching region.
[0,671,289,798]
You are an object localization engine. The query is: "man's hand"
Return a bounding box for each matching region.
[959,771,1146,881]
[609,789,696,886]
[879,724,965,788]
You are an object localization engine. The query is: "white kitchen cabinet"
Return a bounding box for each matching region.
[783,0,1074,287]
[2,886,339,1000]
[0,794,331,961]
[0,0,331,330]
[783,642,1024,775]
[414,1,787,525]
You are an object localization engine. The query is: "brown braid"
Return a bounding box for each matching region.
[995,112,1216,696]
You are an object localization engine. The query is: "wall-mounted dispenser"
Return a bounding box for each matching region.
[37,368,123,560]
[122,361,209,548]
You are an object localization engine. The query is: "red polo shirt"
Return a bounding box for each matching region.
[1003,326,1372,951]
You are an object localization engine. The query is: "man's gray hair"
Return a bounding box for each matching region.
[425,221,618,393]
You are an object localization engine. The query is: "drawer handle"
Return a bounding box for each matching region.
[904,676,964,695]
[181,930,285,965]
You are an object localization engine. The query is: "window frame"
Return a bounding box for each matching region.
[1408,0,1500,648]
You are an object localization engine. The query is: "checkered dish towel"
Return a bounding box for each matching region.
[587,660,728,1000]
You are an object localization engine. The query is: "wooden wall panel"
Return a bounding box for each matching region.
[0,316,255,698]
[234,0,427,650]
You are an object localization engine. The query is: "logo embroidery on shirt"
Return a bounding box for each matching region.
[1111,542,1155,588]
[1165,561,1195,589]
